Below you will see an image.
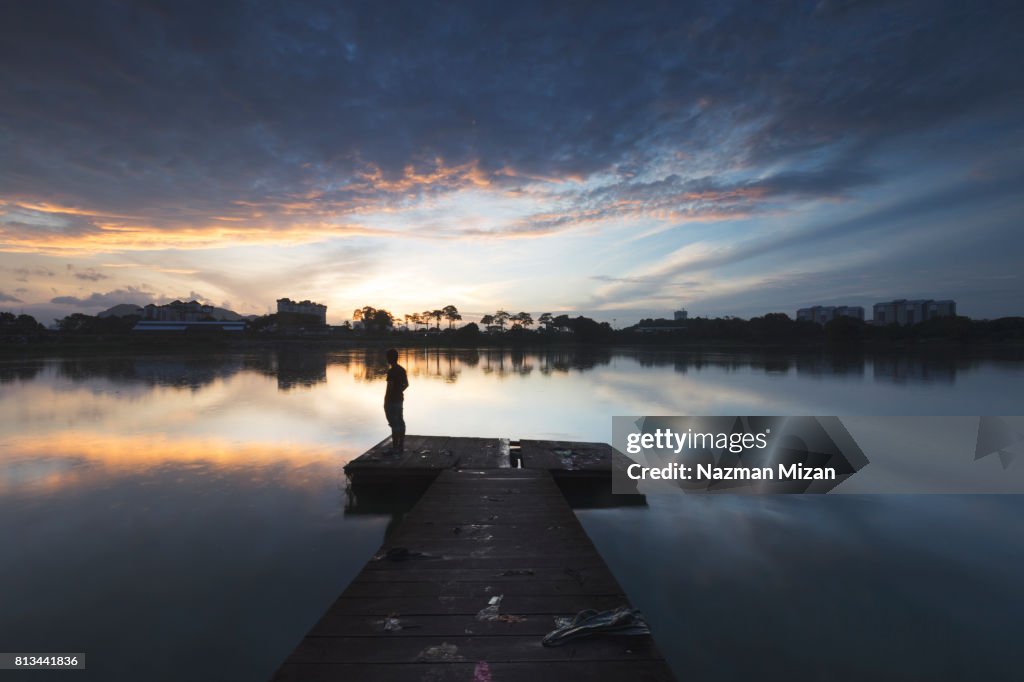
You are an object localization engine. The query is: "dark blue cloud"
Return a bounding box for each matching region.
[50,286,159,308]
[1,0,1021,216]
[1,0,1022,318]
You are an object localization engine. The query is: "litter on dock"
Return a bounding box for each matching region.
[270,436,674,681]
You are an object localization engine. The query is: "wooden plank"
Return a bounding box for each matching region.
[344,435,456,472]
[308,613,560,638]
[347,437,632,478]
[358,554,612,571]
[278,460,674,681]
[448,436,510,468]
[346,436,517,473]
[342,578,621,599]
[351,566,618,585]
[272,660,676,682]
[324,594,629,616]
[287,634,663,663]
[382,511,579,525]
[519,439,613,472]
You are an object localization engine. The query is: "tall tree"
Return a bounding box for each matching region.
[511,312,533,329]
[539,312,554,331]
[0,312,44,334]
[353,306,393,332]
[354,306,379,324]
[494,310,510,331]
[370,308,394,331]
[431,309,444,329]
[480,314,495,330]
[442,305,462,329]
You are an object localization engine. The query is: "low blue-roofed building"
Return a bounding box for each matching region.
[132,320,245,332]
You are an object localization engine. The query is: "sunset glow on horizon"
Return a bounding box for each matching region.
[2,1,1022,325]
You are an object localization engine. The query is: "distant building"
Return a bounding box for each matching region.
[144,300,214,322]
[635,325,676,334]
[796,305,864,325]
[277,298,327,325]
[797,306,834,324]
[133,320,245,333]
[929,300,957,319]
[673,308,688,321]
[872,299,956,326]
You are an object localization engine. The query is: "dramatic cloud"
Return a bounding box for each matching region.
[1,1,1022,319]
[11,267,56,282]
[0,291,22,303]
[3,3,1021,238]
[67,265,108,282]
[50,286,160,309]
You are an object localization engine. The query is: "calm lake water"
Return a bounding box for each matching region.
[1,347,1022,681]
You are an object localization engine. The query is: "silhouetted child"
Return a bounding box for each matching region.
[384,348,408,453]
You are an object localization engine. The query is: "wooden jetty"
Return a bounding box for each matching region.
[271,436,674,682]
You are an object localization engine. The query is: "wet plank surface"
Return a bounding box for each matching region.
[272,468,673,681]
[344,436,510,478]
[343,435,637,487]
[519,439,638,479]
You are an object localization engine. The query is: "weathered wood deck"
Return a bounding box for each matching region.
[272,437,672,681]
[343,435,639,486]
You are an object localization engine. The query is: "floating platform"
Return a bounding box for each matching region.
[271,437,673,681]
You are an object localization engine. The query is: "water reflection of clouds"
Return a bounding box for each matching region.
[0,349,1020,682]
[589,368,811,415]
[4,349,1009,398]
[0,433,354,494]
[56,355,250,389]
[1,349,1022,468]
[0,455,90,494]
[0,460,388,681]
[579,494,1024,680]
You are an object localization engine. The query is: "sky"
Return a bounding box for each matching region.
[1,0,1022,326]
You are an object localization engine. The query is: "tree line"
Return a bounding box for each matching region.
[348,306,607,337]
[4,307,1024,349]
[350,306,539,332]
[349,305,463,332]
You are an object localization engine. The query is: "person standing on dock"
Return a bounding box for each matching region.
[384,348,408,453]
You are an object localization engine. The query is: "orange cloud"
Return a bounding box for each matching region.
[1,160,772,255]
[355,157,493,193]
[6,200,142,220]
[0,218,396,254]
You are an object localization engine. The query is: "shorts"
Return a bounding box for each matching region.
[384,401,405,430]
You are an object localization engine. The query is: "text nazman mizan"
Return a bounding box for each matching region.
[626,462,836,481]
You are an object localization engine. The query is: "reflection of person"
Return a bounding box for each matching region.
[384,348,409,453]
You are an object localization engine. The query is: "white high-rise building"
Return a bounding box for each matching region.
[277,298,327,325]
[796,305,864,325]
[872,299,956,325]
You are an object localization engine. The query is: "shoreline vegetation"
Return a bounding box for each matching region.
[2,309,1023,359]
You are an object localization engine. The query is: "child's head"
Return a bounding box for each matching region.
[386,348,399,365]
